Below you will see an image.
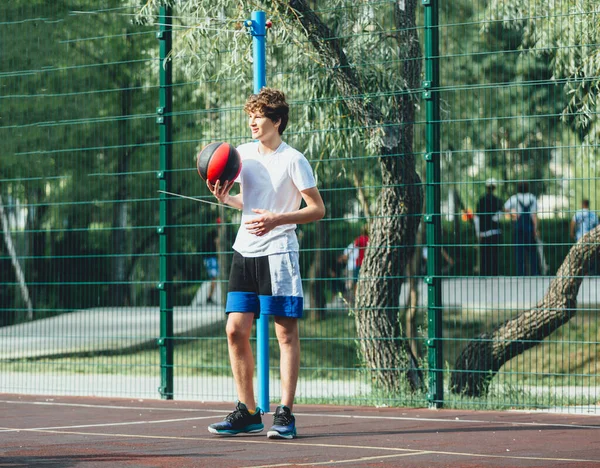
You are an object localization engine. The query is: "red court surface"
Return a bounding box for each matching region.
[1,394,599,467]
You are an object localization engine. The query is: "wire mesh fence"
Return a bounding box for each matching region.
[1,0,598,412]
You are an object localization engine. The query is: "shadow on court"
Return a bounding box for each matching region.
[1,394,599,467]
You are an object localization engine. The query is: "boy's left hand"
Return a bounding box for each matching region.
[245,209,279,236]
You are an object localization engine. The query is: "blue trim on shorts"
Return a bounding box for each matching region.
[259,295,303,318]
[226,292,259,314]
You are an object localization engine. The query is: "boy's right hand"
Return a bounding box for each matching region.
[207,179,235,204]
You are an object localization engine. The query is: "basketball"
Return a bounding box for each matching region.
[197,142,242,184]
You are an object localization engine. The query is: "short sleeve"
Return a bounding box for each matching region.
[289,154,317,192]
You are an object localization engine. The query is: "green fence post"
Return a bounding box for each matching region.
[157,4,174,400]
[423,0,443,408]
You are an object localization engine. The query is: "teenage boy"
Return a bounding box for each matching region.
[206,88,325,439]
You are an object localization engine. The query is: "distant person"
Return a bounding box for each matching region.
[202,229,219,304]
[352,225,369,293]
[343,242,358,301]
[504,181,539,276]
[328,250,347,297]
[475,178,504,276]
[570,199,599,275]
[570,199,599,242]
[421,246,454,276]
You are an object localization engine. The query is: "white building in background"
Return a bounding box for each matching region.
[537,194,570,219]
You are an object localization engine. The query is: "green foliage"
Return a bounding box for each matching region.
[485,0,600,132]
[483,0,600,212]
[438,0,573,213]
[3,0,596,319]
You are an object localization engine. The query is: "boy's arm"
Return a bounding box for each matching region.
[245,186,325,237]
[207,179,243,210]
[290,186,326,224]
[223,191,243,210]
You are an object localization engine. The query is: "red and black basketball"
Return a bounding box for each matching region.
[197,142,242,184]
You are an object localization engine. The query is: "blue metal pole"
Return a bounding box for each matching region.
[247,10,269,412]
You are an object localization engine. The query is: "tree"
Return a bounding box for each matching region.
[451,225,600,396]
[484,0,600,205]
[485,0,599,135]
[1,0,75,320]
[0,195,33,320]
[449,0,600,397]
[437,0,569,212]
[137,0,424,391]
[2,0,165,319]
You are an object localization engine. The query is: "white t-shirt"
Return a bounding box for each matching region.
[504,193,537,215]
[232,141,317,257]
[344,243,358,272]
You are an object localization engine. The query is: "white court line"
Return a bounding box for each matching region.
[0,399,222,413]
[1,399,599,430]
[0,415,217,432]
[2,428,599,465]
[302,412,600,430]
[242,452,432,467]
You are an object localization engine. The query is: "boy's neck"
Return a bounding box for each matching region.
[258,135,283,155]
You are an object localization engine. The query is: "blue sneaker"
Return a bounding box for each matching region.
[267,405,297,439]
[208,402,264,435]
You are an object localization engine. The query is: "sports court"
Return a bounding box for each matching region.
[1,394,598,467]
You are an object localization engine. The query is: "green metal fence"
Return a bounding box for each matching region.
[1,0,598,413]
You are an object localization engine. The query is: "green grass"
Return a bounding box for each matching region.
[499,309,600,387]
[2,313,362,381]
[441,307,600,387]
[3,307,598,409]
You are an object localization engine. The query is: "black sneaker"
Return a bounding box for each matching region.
[267,405,297,439]
[208,402,264,435]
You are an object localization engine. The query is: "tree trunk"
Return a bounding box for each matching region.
[286,0,424,391]
[450,225,600,397]
[353,171,371,220]
[308,220,327,320]
[111,32,134,307]
[405,225,425,358]
[27,187,48,310]
[0,194,34,321]
[355,178,423,391]
[112,116,130,306]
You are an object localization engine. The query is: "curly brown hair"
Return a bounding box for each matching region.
[244,87,289,135]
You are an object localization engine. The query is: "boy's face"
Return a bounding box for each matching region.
[248,111,280,141]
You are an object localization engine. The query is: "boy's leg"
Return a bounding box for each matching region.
[226,312,258,409]
[274,316,300,410]
[208,310,263,436]
[267,316,299,439]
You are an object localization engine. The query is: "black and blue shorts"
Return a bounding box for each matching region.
[225,251,303,319]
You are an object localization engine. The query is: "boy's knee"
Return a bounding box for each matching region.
[226,322,251,342]
[276,327,299,347]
